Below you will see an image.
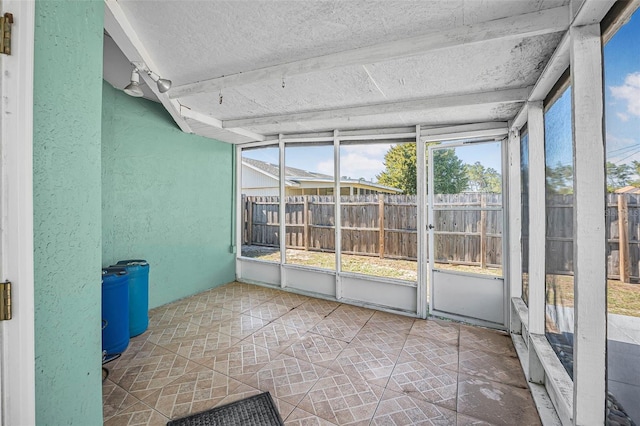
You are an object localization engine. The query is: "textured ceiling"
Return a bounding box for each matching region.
[103,0,571,143]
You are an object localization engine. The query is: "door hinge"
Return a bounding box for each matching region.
[0,281,12,320]
[1,13,13,56]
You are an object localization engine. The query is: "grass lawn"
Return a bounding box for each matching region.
[241,246,640,317]
[547,274,640,317]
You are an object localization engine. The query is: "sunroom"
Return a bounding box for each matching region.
[2,0,639,424]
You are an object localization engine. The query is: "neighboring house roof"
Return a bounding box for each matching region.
[242,157,401,193]
[615,185,640,194]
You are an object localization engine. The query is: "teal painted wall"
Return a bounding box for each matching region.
[102,83,235,308]
[33,1,104,424]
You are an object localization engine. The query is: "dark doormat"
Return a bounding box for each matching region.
[166,392,284,426]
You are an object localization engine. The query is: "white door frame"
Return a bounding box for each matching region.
[426,137,508,328]
[0,1,36,424]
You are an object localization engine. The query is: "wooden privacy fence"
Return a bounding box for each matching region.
[532,193,640,283]
[242,192,640,282]
[606,193,640,282]
[242,194,502,268]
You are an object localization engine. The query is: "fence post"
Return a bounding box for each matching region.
[379,197,385,259]
[618,194,630,284]
[247,197,253,245]
[480,193,487,269]
[304,196,310,251]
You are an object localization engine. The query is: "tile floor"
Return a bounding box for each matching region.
[103,282,541,425]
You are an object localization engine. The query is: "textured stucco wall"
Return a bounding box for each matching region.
[33,1,104,424]
[102,83,235,308]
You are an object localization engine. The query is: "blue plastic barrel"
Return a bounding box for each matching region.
[102,268,130,356]
[115,260,149,337]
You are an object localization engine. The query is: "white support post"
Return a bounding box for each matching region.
[570,24,606,425]
[508,128,523,332]
[235,145,243,262]
[279,135,287,288]
[416,125,427,318]
[527,101,546,384]
[334,131,342,299]
[527,102,546,336]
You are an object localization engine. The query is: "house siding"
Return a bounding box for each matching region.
[102,82,235,308]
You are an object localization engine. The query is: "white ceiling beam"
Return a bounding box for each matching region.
[104,0,192,133]
[222,87,530,128]
[180,107,265,142]
[168,6,569,99]
[420,122,508,142]
[528,32,570,102]
[571,0,616,26]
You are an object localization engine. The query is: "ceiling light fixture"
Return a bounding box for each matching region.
[124,69,144,97]
[123,64,172,97]
[146,70,172,93]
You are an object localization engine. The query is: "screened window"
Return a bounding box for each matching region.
[544,86,574,378]
[520,130,530,305]
[603,6,640,424]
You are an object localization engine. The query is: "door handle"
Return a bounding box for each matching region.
[428,224,435,230]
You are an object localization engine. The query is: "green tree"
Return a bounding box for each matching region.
[606,162,633,192]
[376,143,468,194]
[465,161,502,193]
[377,143,417,194]
[432,148,468,194]
[545,163,574,195]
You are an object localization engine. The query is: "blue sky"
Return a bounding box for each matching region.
[604,8,640,166]
[244,10,639,181]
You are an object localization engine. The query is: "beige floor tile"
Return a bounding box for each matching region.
[207,341,281,382]
[282,333,348,365]
[459,326,516,357]
[139,368,243,420]
[268,292,312,309]
[147,304,196,329]
[209,313,271,339]
[248,322,306,350]
[273,397,297,421]
[410,319,460,345]
[387,360,458,410]
[456,413,494,425]
[458,347,527,388]
[157,330,241,360]
[366,311,416,334]
[223,282,282,301]
[186,307,235,327]
[274,308,326,332]
[370,388,457,425]
[244,354,327,406]
[350,324,409,355]
[328,304,376,325]
[213,295,264,313]
[457,373,541,426]
[297,371,384,425]
[242,285,283,302]
[309,316,364,342]
[400,334,459,371]
[144,321,202,347]
[104,401,169,426]
[213,385,296,420]
[196,285,256,305]
[102,379,141,421]
[295,298,341,316]
[244,301,293,322]
[105,285,543,426]
[319,344,398,388]
[108,345,202,398]
[107,341,165,370]
[285,407,338,425]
